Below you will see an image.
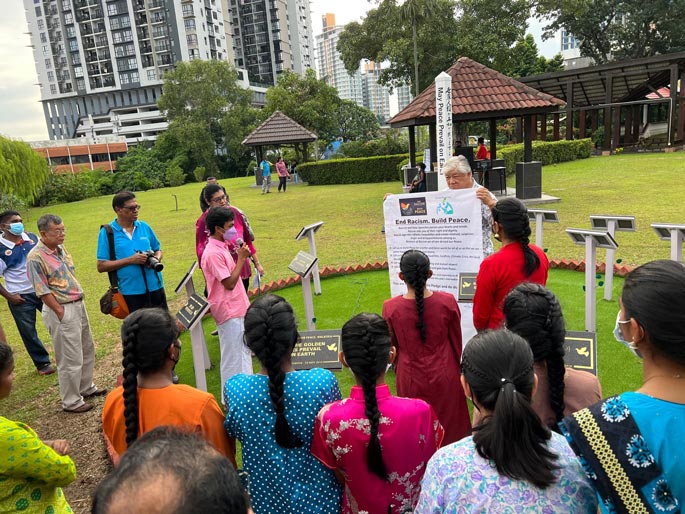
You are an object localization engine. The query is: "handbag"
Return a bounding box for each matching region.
[99,224,130,319]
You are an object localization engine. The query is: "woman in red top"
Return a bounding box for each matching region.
[473,197,548,330]
[382,250,471,444]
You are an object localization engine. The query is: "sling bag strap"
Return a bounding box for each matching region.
[101,224,120,292]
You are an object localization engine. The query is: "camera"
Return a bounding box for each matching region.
[136,250,164,272]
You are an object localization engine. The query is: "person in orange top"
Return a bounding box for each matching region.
[102,308,235,466]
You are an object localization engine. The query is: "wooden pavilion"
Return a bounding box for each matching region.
[242,111,317,163]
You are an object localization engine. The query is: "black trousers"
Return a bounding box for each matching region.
[124,288,168,313]
[278,176,287,191]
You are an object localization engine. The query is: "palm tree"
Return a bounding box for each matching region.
[397,0,437,97]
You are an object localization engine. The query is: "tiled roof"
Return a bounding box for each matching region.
[242,111,318,146]
[389,57,565,127]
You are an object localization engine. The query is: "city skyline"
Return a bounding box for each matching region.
[0,1,559,141]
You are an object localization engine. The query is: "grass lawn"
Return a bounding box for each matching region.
[1,151,678,422]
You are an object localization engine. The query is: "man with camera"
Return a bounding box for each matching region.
[96,191,167,313]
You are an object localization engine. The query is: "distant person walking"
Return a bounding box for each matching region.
[276,157,290,192]
[0,210,55,375]
[476,137,489,160]
[260,158,272,194]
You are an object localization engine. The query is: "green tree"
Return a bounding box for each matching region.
[262,69,342,147]
[0,135,50,202]
[337,0,530,94]
[501,34,564,78]
[335,101,381,141]
[535,0,685,64]
[157,60,258,177]
[398,0,438,97]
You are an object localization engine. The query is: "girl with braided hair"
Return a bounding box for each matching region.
[415,330,597,513]
[473,197,548,330]
[224,294,342,514]
[102,308,234,466]
[382,249,471,444]
[501,283,601,429]
[311,313,443,514]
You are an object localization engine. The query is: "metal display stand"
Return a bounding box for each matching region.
[174,262,211,391]
[527,209,559,248]
[651,223,685,262]
[566,228,618,332]
[590,215,636,300]
[288,251,318,331]
[295,221,324,295]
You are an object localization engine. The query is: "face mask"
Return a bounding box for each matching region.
[613,311,641,358]
[8,222,24,236]
[222,227,238,242]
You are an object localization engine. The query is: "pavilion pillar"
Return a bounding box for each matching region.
[565,79,574,140]
[669,64,679,146]
[531,115,538,140]
[489,118,497,159]
[429,123,437,171]
[591,110,598,137]
[633,105,641,142]
[408,126,416,167]
[624,107,633,145]
[678,70,685,143]
[553,113,560,140]
[612,106,621,151]
[523,115,533,162]
[579,110,586,139]
[540,114,547,141]
[603,74,613,151]
[516,117,523,143]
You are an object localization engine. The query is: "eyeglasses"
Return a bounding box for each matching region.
[123,205,141,212]
[210,195,227,204]
[616,317,631,325]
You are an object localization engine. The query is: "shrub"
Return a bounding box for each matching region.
[498,138,592,176]
[34,172,100,206]
[0,194,27,212]
[337,134,408,158]
[297,155,409,185]
[193,166,207,182]
[165,162,186,187]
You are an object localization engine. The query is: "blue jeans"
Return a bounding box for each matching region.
[7,292,51,369]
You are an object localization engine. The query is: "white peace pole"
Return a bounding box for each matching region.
[435,72,452,191]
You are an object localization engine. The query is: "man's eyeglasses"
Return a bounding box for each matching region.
[48,229,66,235]
[123,205,141,212]
[210,195,227,204]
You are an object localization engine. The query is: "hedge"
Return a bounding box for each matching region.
[297,154,409,185]
[498,139,592,176]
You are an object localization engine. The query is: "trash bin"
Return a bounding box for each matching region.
[402,165,417,186]
[515,161,542,199]
[255,168,263,186]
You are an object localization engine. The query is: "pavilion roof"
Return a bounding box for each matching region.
[242,110,317,146]
[389,57,565,127]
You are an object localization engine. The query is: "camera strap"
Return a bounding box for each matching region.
[102,224,120,292]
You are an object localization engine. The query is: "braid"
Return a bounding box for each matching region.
[122,321,140,447]
[341,313,391,480]
[244,294,302,449]
[399,249,431,343]
[492,198,540,276]
[504,283,567,428]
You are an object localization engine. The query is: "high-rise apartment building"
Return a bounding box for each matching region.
[23,0,312,141]
[361,61,390,122]
[217,0,313,86]
[315,13,363,105]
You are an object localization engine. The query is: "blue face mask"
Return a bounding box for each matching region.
[613,311,641,358]
[8,222,24,236]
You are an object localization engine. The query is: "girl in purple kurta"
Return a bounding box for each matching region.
[382,250,471,444]
[311,313,444,514]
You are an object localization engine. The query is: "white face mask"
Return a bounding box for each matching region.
[613,311,642,359]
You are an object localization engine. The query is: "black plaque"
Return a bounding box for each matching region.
[176,293,209,330]
[458,273,477,301]
[288,251,318,277]
[292,330,342,370]
[564,331,597,376]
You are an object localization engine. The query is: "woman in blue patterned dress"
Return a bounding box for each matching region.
[415,330,597,513]
[561,260,685,514]
[224,294,342,514]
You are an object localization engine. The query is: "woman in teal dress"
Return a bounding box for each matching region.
[224,294,342,514]
[0,341,76,513]
[561,260,685,514]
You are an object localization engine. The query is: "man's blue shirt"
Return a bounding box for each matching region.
[96,219,163,295]
[260,160,271,176]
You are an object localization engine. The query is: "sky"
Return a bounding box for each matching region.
[0,1,559,142]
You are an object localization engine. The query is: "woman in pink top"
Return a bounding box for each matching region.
[311,313,444,514]
[195,184,264,291]
[275,157,290,192]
